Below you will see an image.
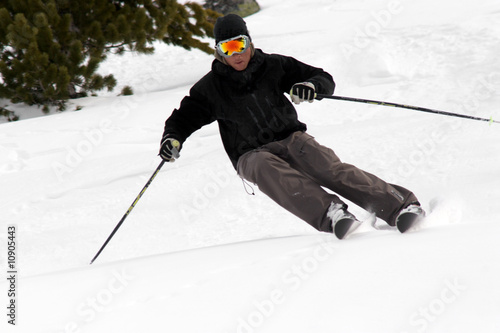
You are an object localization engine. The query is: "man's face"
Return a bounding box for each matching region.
[225,47,252,71]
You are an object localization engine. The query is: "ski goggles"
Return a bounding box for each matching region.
[216,35,250,58]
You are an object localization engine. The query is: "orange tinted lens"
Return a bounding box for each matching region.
[219,38,246,56]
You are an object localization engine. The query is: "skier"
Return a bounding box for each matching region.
[159,14,425,238]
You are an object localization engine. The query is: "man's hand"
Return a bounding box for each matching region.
[290,82,316,104]
[159,136,182,162]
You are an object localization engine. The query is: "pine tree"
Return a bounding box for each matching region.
[0,0,219,112]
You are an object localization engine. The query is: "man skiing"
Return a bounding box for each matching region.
[159,14,424,238]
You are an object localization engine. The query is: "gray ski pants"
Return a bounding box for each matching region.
[237,131,418,232]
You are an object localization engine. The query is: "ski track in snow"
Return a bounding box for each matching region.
[1,0,500,332]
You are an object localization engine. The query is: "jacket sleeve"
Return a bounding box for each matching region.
[277,54,335,97]
[161,81,216,144]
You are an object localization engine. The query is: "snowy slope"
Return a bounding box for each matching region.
[1,0,500,332]
[13,226,500,332]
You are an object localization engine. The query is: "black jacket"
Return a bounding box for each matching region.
[162,49,335,169]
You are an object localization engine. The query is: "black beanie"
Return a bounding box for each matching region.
[214,14,251,44]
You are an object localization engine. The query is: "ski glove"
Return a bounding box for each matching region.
[290,82,316,104]
[159,136,182,162]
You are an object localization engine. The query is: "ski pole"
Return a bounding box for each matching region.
[90,149,177,264]
[316,94,499,124]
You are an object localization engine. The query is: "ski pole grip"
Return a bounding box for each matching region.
[171,140,181,159]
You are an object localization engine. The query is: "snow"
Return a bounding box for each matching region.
[1,0,500,331]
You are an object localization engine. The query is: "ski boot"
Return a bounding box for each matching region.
[328,203,362,239]
[396,204,426,233]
